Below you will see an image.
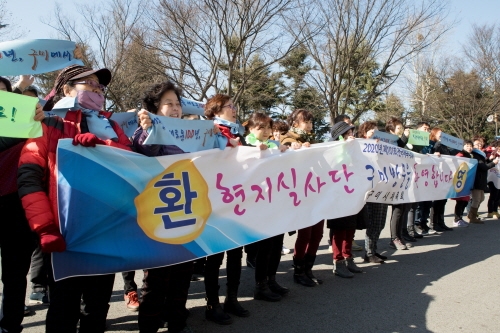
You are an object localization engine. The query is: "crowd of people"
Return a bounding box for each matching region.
[1,63,499,333]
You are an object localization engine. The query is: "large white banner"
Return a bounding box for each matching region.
[53,139,477,280]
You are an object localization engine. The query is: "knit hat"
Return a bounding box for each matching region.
[53,64,112,94]
[330,121,355,141]
[43,65,112,110]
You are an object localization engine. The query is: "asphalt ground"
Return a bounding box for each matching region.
[4,197,500,333]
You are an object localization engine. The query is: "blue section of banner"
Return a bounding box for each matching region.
[180,97,205,116]
[447,163,477,198]
[109,112,138,138]
[53,141,265,280]
[0,39,84,76]
[45,110,140,139]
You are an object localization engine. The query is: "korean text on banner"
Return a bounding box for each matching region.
[0,39,84,76]
[0,91,41,138]
[143,114,217,152]
[372,130,399,146]
[440,132,464,151]
[52,139,477,281]
[408,129,430,146]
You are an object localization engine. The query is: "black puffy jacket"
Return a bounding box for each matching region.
[471,150,496,191]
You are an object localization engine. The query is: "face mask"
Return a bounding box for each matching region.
[76,90,105,111]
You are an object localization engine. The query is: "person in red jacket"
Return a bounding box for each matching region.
[17,65,132,333]
[0,77,44,333]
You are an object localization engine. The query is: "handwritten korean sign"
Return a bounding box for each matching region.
[0,91,41,138]
[372,130,399,146]
[0,39,84,76]
[440,132,464,151]
[143,113,216,152]
[408,129,430,146]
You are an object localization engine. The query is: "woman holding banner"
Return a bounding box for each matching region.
[203,94,250,324]
[468,137,499,223]
[327,121,366,277]
[0,77,44,333]
[386,117,413,250]
[281,109,325,287]
[17,65,132,333]
[415,123,438,236]
[428,128,454,231]
[132,81,196,333]
[359,121,388,264]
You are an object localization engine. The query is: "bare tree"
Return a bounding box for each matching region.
[0,0,25,41]
[464,24,500,79]
[463,23,500,120]
[294,0,451,123]
[144,0,309,118]
[43,0,146,111]
[400,27,450,122]
[424,60,495,139]
[143,0,221,101]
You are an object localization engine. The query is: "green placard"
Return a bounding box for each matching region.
[0,91,41,138]
[408,129,430,146]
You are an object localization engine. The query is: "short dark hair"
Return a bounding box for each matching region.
[142,81,182,114]
[287,109,313,127]
[334,114,350,124]
[0,76,12,92]
[23,85,39,97]
[416,121,430,128]
[204,94,231,120]
[246,112,272,129]
[385,117,403,133]
[464,140,473,146]
[272,120,289,134]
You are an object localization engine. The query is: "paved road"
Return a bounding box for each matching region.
[4,198,500,333]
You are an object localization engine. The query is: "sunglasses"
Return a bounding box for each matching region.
[74,80,107,92]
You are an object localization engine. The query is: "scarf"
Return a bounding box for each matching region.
[50,97,118,140]
[245,133,278,148]
[213,117,244,136]
[472,148,486,159]
[290,127,315,143]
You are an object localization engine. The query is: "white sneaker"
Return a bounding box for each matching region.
[453,219,469,228]
[281,246,290,255]
[328,245,333,253]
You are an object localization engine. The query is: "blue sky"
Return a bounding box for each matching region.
[6,0,500,55]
